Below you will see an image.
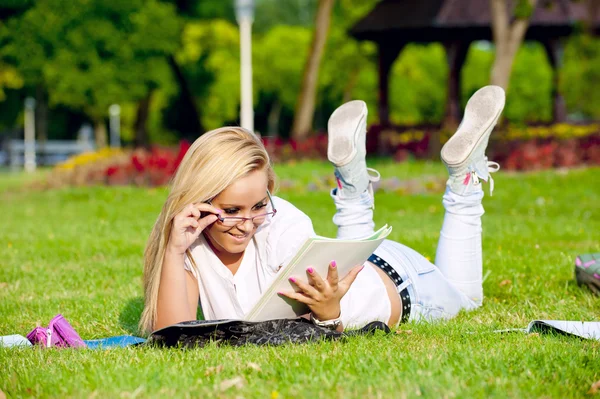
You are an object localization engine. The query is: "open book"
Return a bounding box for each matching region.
[494,320,600,341]
[245,225,392,321]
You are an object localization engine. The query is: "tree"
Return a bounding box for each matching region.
[175,20,241,131]
[254,25,312,136]
[2,0,179,148]
[463,42,553,123]
[489,0,539,90]
[0,62,22,102]
[317,0,378,123]
[290,0,335,140]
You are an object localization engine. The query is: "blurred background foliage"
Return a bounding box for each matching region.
[0,0,599,145]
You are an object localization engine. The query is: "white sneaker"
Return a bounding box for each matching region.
[441,85,505,196]
[327,100,379,199]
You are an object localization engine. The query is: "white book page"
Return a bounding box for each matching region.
[527,320,600,341]
[246,226,391,321]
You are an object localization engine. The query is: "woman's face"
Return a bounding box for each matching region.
[204,169,270,257]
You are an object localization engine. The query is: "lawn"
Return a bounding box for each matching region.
[1,160,599,398]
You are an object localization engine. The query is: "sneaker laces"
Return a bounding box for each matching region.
[468,161,500,196]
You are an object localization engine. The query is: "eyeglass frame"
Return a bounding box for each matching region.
[207,190,277,227]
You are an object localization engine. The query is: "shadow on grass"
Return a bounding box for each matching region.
[118,296,205,335]
[119,296,144,335]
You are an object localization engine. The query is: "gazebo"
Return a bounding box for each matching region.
[350,0,600,126]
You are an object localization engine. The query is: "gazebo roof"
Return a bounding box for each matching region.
[351,0,600,43]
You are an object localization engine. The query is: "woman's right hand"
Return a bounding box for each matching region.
[167,203,222,256]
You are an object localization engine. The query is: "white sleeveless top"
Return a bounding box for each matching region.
[183,196,391,328]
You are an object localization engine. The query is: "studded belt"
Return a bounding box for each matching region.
[367,254,411,323]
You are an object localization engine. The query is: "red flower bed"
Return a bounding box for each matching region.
[104,140,191,186]
[261,133,329,163]
[46,123,599,189]
[490,135,600,170]
[366,123,600,171]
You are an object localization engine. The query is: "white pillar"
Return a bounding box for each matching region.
[109,104,121,148]
[236,0,255,133]
[24,97,36,172]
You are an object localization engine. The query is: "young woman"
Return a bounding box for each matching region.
[139,85,506,334]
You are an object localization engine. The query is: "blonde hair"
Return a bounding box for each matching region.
[139,127,276,333]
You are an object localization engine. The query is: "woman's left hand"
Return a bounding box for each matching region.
[278,261,364,321]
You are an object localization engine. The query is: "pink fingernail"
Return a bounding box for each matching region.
[331,261,337,269]
[289,277,296,283]
[307,267,314,274]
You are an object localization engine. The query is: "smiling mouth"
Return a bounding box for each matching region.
[228,232,248,240]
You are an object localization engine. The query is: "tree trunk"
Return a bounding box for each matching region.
[267,100,282,137]
[489,0,539,90]
[167,55,203,136]
[377,43,403,127]
[94,120,107,149]
[443,41,470,127]
[585,0,600,36]
[290,0,335,141]
[134,91,153,149]
[542,39,567,122]
[438,41,470,160]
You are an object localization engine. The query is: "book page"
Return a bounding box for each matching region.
[246,226,392,321]
[527,320,600,341]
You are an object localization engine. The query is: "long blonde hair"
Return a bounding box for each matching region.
[139,127,276,333]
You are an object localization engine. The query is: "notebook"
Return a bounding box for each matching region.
[245,225,392,321]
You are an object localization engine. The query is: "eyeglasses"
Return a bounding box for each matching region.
[209,190,277,227]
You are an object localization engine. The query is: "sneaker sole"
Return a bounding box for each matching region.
[576,267,600,295]
[327,100,367,167]
[441,86,505,167]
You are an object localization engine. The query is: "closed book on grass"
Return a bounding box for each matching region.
[245,225,392,321]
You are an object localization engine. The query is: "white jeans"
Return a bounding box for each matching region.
[331,186,484,322]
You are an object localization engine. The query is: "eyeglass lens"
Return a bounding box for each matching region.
[218,213,274,227]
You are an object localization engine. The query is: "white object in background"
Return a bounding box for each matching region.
[0,334,32,347]
[109,104,121,148]
[77,123,95,152]
[235,0,255,132]
[24,97,36,172]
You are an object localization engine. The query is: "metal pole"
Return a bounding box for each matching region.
[24,97,36,172]
[236,0,255,132]
[109,104,121,148]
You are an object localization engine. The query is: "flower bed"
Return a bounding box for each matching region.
[368,123,600,170]
[43,141,190,189]
[42,123,599,189]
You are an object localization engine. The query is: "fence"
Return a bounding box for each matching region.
[6,139,95,169]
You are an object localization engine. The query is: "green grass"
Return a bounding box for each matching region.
[1,161,599,398]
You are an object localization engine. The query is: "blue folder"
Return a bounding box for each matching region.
[83,335,146,349]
